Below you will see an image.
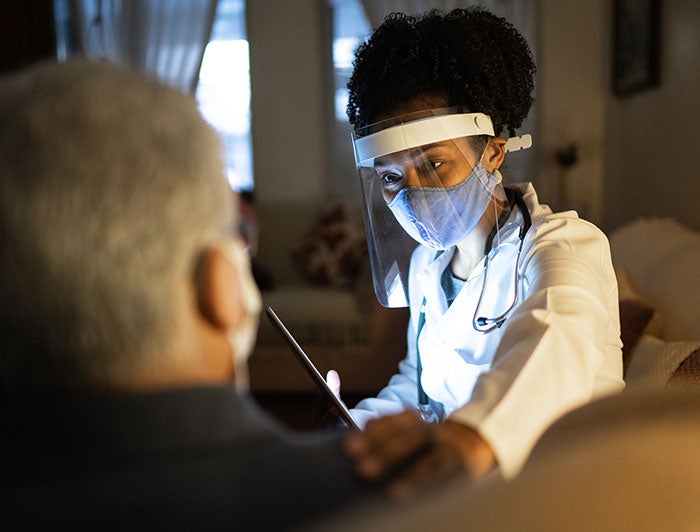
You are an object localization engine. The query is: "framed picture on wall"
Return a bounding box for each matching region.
[613,0,661,96]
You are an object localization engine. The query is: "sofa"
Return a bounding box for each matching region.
[610,216,700,387]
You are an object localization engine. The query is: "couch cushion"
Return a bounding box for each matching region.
[625,335,700,388]
[610,217,700,341]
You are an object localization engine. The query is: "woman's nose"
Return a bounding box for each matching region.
[405,163,428,188]
[408,161,444,188]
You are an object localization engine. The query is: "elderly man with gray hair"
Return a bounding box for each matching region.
[0,60,378,530]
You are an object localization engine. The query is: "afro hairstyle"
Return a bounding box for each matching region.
[346,8,536,137]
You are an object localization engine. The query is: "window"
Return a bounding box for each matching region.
[196,0,253,192]
[330,0,370,121]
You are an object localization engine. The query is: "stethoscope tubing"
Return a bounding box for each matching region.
[415,187,532,416]
[472,187,532,333]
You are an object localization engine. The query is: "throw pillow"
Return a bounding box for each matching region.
[615,263,662,373]
[293,200,367,288]
[668,348,700,385]
[625,335,700,388]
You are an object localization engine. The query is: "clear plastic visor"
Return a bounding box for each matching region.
[352,108,501,307]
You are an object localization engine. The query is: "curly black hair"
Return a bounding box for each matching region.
[346,8,536,137]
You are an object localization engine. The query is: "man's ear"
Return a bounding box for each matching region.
[485,137,507,173]
[193,247,243,332]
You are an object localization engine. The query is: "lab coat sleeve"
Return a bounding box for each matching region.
[349,316,420,428]
[449,215,623,478]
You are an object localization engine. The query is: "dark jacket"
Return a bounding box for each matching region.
[1,386,378,531]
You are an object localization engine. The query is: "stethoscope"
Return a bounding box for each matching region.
[472,186,532,333]
[415,187,531,420]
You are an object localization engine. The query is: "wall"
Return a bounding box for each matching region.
[538,1,700,234]
[604,0,700,233]
[247,0,335,284]
[247,0,331,206]
[536,0,608,225]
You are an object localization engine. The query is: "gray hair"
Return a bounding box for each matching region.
[0,60,233,396]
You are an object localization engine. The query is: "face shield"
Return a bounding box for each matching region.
[353,108,504,308]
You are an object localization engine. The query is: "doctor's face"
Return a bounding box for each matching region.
[374,136,481,203]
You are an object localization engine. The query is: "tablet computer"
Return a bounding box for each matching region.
[265,306,360,431]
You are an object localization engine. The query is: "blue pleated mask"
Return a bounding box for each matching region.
[387,161,501,250]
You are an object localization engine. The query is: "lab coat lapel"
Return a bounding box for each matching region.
[415,248,454,321]
[436,224,521,357]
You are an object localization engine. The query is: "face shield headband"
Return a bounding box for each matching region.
[352,109,531,307]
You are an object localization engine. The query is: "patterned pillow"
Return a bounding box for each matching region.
[619,298,657,373]
[668,348,700,385]
[615,264,662,373]
[625,336,700,388]
[293,200,367,288]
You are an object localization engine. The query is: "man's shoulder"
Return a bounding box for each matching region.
[1,387,379,530]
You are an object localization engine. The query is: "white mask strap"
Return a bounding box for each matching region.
[221,238,262,391]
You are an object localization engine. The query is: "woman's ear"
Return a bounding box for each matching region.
[485,137,507,173]
[193,247,243,333]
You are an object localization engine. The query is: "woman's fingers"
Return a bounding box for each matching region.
[386,439,465,499]
[344,411,435,479]
[344,414,496,497]
[326,369,341,399]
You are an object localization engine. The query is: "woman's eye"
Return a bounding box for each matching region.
[381,173,402,185]
[429,161,444,170]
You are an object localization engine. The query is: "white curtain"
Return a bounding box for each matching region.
[70,0,218,94]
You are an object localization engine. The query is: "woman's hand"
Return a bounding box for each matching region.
[343,411,496,499]
[314,369,352,429]
[326,369,342,400]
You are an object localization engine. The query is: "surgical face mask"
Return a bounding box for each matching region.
[223,239,262,391]
[387,160,502,250]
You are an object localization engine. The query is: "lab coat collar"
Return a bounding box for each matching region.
[415,247,455,316]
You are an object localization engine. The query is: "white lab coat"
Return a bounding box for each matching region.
[350,183,624,478]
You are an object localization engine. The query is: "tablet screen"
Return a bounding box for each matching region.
[265,306,361,431]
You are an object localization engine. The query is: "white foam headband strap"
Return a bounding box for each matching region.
[354,113,495,163]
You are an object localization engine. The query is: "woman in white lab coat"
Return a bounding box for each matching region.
[335,8,624,493]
